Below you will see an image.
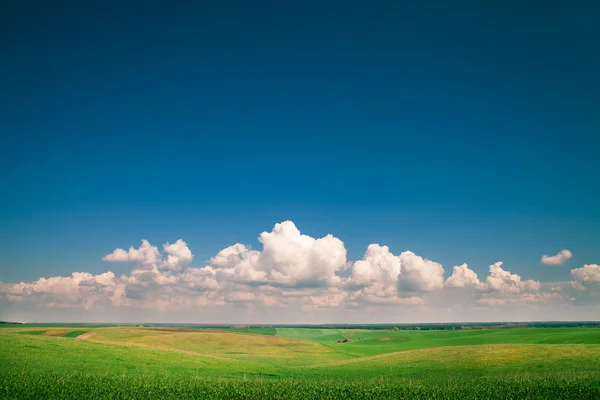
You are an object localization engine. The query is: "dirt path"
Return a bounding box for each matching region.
[42,330,70,337]
[75,331,96,340]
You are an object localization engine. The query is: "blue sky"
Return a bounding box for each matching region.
[1,1,599,322]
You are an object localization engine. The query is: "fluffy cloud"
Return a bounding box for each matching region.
[211,221,346,287]
[1,221,585,317]
[3,271,122,309]
[442,262,548,308]
[481,262,540,294]
[163,240,194,270]
[103,239,193,270]
[571,264,600,288]
[541,249,573,266]
[345,245,445,306]
[347,246,446,294]
[102,240,161,266]
[346,244,404,305]
[463,261,547,308]
[210,244,256,268]
[257,221,346,287]
[398,251,445,292]
[445,264,480,288]
[348,245,400,291]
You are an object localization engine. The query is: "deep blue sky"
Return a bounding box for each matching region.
[1,0,599,283]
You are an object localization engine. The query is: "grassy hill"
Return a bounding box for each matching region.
[1,326,599,399]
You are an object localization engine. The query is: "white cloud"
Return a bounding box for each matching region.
[212,221,347,288]
[541,249,572,266]
[210,244,256,267]
[481,262,540,294]
[257,221,346,287]
[475,292,562,307]
[345,245,444,306]
[3,271,121,309]
[163,239,194,270]
[571,264,600,288]
[103,239,193,271]
[445,264,480,288]
[177,267,220,291]
[102,240,161,266]
[348,244,400,292]
[304,291,349,309]
[1,220,587,319]
[210,244,265,283]
[397,251,445,292]
[351,293,424,306]
[225,291,257,303]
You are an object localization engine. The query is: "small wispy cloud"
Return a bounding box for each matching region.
[541,249,573,266]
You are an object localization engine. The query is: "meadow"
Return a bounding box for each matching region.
[1,325,600,399]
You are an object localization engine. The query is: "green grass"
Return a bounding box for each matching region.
[2,326,600,399]
[304,344,600,380]
[62,330,89,338]
[277,327,600,357]
[212,327,278,336]
[15,330,46,335]
[276,327,387,342]
[2,371,599,399]
[179,326,278,336]
[0,323,112,329]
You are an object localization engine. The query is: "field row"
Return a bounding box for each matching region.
[15,329,91,339]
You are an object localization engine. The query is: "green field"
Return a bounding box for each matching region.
[1,326,599,399]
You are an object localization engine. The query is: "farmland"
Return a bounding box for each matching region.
[1,326,600,399]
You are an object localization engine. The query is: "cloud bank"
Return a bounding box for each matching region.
[1,222,597,322]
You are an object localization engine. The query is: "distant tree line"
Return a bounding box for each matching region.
[219,322,600,331]
[4,321,599,330]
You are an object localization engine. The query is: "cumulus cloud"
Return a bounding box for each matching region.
[103,239,193,271]
[445,264,480,288]
[541,249,573,266]
[346,244,404,305]
[211,221,347,288]
[102,240,161,266]
[163,240,194,270]
[397,251,445,292]
[441,262,549,308]
[3,271,122,309]
[1,220,583,317]
[347,246,445,295]
[481,262,540,294]
[348,244,400,291]
[571,264,600,288]
[258,221,346,287]
[345,245,445,307]
[210,244,256,268]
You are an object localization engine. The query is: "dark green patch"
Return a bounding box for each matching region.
[189,327,278,336]
[17,330,46,335]
[0,323,111,329]
[62,331,89,338]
